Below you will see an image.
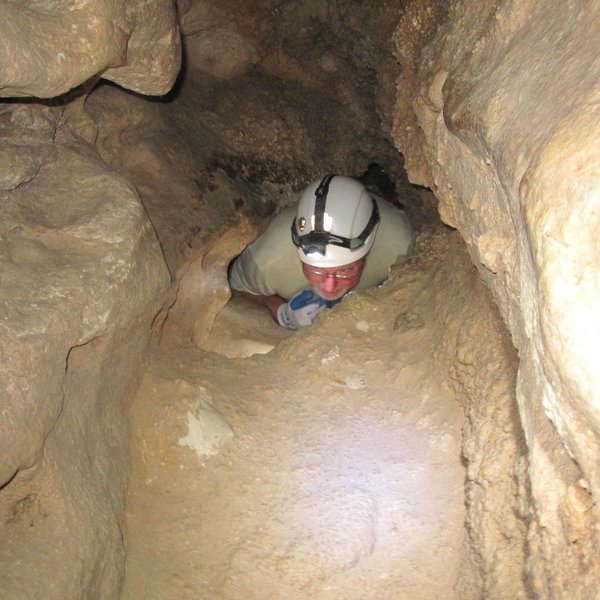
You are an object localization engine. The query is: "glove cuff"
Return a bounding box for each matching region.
[276,302,298,330]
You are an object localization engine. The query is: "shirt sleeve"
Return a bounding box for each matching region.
[228,247,276,296]
[227,206,307,299]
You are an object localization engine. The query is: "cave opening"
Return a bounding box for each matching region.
[2,1,600,599]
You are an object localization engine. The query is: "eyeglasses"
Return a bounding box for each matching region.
[302,261,364,281]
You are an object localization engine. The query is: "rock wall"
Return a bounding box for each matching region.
[171,0,416,200]
[0,3,180,597]
[0,102,172,599]
[3,0,599,597]
[393,0,600,596]
[0,0,181,98]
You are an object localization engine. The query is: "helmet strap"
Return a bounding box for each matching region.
[351,200,379,248]
[313,174,336,231]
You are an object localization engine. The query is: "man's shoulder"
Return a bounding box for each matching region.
[267,205,297,230]
[248,205,296,259]
[372,196,414,253]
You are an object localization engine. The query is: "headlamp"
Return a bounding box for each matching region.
[291,201,379,256]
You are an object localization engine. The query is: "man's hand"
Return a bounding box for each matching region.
[277,289,327,330]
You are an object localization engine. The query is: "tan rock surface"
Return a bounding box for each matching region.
[0,103,171,598]
[122,226,495,600]
[0,0,181,98]
[4,0,599,596]
[84,83,256,278]
[394,0,600,595]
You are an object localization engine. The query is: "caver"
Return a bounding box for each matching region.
[228,174,415,329]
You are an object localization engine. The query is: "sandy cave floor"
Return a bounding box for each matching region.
[121,244,467,600]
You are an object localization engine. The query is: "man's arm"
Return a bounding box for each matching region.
[237,291,285,321]
[238,290,330,330]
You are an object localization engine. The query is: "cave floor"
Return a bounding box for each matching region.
[121,241,467,600]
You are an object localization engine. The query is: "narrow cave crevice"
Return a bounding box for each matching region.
[118,153,526,599]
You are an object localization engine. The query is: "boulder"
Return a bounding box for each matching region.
[0,0,181,98]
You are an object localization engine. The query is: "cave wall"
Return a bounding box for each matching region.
[0,0,180,98]
[0,3,180,598]
[399,227,529,598]
[0,103,173,599]
[171,0,417,201]
[1,0,598,598]
[392,0,600,596]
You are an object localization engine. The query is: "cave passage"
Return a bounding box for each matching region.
[1,3,539,598]
[120,216,472,600]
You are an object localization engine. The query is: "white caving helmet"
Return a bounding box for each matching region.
[291,174,380,268]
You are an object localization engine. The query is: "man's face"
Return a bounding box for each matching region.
[301,258,366,301]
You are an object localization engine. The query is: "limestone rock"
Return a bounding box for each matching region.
[186,28,260,79]
[0,0,181,98]
[0,144,42,190]
[84,83,254,277]
[168,1,415,194]
[0,104,171,598]
[395,0,600,595]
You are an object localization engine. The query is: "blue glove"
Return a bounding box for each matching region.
[277,289,328,329]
